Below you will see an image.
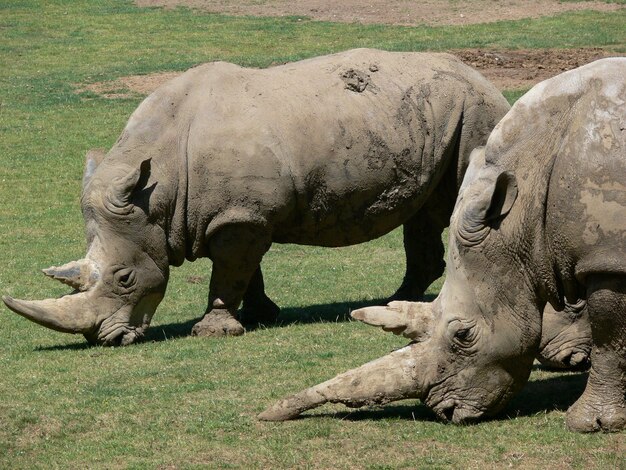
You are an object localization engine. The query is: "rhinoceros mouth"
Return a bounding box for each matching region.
[90,291,163,346]
[431,399,484,424]
[85,323,146,346]
[86,305,149,346]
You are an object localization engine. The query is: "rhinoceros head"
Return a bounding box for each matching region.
[260,147,541,423]
[3,149,170,346]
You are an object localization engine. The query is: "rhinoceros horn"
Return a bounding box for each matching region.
[351,301,433,341]
[2,292,97,334]
[42,259,99,291]
[83,148,106,189]
[2,258,100,334]
[259,302,433,421]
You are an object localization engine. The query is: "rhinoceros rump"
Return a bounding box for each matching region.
[261,58,626,433]
[3,49,511,345]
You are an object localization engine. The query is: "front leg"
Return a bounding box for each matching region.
[191,223,272,338]
[566,275,626,432]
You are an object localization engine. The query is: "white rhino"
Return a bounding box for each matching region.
[260,58,626,432]
[3,49,511,345]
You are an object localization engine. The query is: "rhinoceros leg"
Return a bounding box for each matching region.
[191,223,272,338]
[566,275,626,432]
[391,204,447,301]
[239,267,281,326]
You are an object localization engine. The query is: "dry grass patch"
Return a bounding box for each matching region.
[75,71,182,99]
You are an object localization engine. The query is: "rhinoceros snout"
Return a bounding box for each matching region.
[538,346,590,370]
[433,400,483,424]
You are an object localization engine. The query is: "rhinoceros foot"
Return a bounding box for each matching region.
[191,309,245,337]
[566,394,626,433]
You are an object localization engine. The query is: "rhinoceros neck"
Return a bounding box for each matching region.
[113,76,205,267]
[166,133,191,267]
[484,90,588,309]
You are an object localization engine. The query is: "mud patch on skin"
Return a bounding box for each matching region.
[341,68,372,93]
[75,48,623,100]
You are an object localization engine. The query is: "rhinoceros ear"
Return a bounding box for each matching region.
[105,159,151,215]
[457,171,517,246]
[485,171,517,220]
[83,148,106,190]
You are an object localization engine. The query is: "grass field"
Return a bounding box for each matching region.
[0,1,625,468]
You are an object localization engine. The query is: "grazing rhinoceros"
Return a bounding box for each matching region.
[2,49,511,345]
[259,58,625,432]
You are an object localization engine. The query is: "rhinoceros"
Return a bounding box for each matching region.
[259,58,626,432]
[2,49,512,345]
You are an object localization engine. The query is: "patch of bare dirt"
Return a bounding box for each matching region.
[451,47,620,90]
[76,47,623,99]
[135,0,623,27]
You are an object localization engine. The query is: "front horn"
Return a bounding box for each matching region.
[3,292,96,334]
[259,342,428,421]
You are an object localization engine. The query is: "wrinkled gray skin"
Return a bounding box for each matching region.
[3,49,511,345]
[260,58,625,433]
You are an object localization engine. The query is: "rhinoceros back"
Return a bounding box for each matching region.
[113,49,509,254]
[181,49,507,247]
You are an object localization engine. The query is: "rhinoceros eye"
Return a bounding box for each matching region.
[455,328,471,341]
[450,321,477,348]
[114,268,136,292]
[454,328,469,341]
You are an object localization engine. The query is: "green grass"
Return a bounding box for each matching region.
[0,1,625,468]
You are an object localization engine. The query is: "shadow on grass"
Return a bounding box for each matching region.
[35,296,406,349]
[311,402,439,422]
[142,295,437,343]
[275,295,436,326]
[295,371,588,424]
[37,294,439,350]
[502,370,587,417]
[36,341,93,352]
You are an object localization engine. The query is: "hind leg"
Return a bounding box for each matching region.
[391,206,447,301]
[566,275,626,432]
[239,266,280,326]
